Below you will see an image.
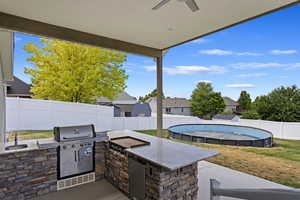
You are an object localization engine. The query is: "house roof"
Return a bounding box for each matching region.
[163,98,191,108]
[0,1,298,57]
[213,114,238,120]
[97,92,136,103]
[223,97,239,106]
[6,76,32,96]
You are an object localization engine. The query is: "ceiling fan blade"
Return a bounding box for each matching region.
[152,0,172,10]
[185,0,199,12]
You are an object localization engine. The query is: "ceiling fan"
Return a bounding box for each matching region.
[152,0,199,12]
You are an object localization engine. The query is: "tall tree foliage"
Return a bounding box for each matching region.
[191,82,225,119]
[238,91,252,111]
[138,89,165,102]
[24,39,128,104]
[255,85,300,122]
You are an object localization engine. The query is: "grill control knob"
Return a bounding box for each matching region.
[72,144,75,148]
[62,146,67,150]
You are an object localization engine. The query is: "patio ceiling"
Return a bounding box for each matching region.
[0,0,298,57]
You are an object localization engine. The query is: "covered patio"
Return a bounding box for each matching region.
[0,0,299,200]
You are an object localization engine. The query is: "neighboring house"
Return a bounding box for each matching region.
[96,92,137,105]
[132,102,152,117]
[97,92,151,117]
[212,114,240,122]
[147,97,192,116]
[223,97,239,112]
[6,76,32,98]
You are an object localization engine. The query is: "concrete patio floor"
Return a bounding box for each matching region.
[33,161,289,200]
[32,180,128,200]
[198,161,289,200]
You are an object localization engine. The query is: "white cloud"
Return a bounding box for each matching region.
[226,84,255,88]
[236,52,263,56]
[232,62,288,69]
[125,62,136,66]
[232,62,300,70]
[236,73,267,78]
[191,38,209,44]
[199,49,233,55]
[15,36,22,42]
[144,66,156,71]
[144,65,226,75]
[286,63,300,70]
[270,50,297,55]
[196,80,212,84]
[199,49,262,56]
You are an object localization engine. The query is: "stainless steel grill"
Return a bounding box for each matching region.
[54,124,96,179]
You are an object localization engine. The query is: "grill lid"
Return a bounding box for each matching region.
[54,124,95,142]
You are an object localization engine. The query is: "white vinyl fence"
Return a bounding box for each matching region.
[5,98,300,140]
[5,97,201,132]
[202,119,300,140]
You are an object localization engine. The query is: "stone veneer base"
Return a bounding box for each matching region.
[0,148,57,200]
[0,140,197,200]
[105,144,198,200]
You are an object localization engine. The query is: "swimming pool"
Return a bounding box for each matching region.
[168,124,273,147]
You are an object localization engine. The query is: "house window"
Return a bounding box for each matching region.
[166,108,171,113]
[125,112,132,117]
[181,108,184,112]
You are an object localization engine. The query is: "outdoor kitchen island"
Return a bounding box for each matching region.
[105,130,219,200]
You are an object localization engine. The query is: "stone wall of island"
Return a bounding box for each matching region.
[95,141,106,181]
[104,145,129,195]
[145,162,198,200]
[105,144,198,200]
[0,148,57,200]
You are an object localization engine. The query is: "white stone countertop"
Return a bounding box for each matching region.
[0,139,40,155]
[0,132,108,155]
[108,130,219,170]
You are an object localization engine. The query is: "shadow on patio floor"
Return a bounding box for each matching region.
[32,180,128,200]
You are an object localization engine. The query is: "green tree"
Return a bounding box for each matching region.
[139,89,165,102]
[238,91,252,111]
[191,82,225,119]
[255,85,300,122]
[241,110,260,119]
[24,39,127,104]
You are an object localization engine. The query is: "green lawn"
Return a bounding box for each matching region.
[6,130,53,142]
[7,129,300,188]
[137,129,300,188]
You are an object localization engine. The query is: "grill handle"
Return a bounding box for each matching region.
[63,136,91,141]
[74,150,77,162]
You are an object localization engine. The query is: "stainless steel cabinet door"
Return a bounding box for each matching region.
[78,145,94,173]
[129,158,145,200]
[60,145,79,178]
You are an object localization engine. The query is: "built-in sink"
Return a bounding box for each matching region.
[5,144,28,151]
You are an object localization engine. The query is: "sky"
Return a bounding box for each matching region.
[13,4,300,101]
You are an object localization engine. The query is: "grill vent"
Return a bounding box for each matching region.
[57,172,95,190]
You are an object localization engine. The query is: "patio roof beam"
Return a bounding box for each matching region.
[0,12,163,58]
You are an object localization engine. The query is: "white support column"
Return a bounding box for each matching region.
[0,81,5,149]
[156,56,163,137]
[0,30,14,149]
